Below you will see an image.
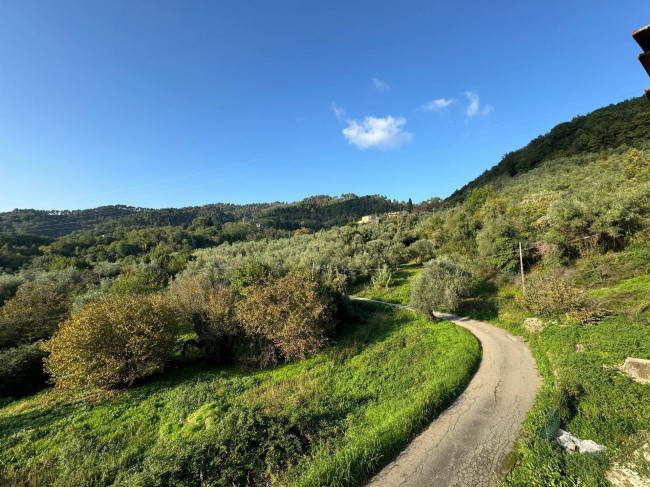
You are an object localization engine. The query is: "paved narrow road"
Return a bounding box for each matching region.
[351,297,541,487]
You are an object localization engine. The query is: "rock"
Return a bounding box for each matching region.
[607,464,649,487]
[619,357,650,384]
[555,429,606,454]
[606,431,650,486]
[523,317,546,333]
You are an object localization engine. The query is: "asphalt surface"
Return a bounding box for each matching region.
[350,297,541,487]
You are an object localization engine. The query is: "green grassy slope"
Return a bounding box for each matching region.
[459,276,650,486]
[0,302,480,487]
[351,265,423,305]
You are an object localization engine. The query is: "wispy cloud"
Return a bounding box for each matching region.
[342,115,412,150]
[422,98,455,112]
[331,103,346,121]
[372,77,391,93]
[464,91,492,118]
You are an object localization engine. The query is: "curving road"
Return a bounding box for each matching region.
[350,297,541,487]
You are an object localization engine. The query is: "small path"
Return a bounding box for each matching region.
[350,297,541,487]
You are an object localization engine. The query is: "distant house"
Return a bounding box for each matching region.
[387,210,408,219]
[359,214,380,224]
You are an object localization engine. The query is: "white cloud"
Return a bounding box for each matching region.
[342,115,412,149]
[372,77,391,92]
[422,98,455,112]
[464,91,492,118]
[331,103,346,121]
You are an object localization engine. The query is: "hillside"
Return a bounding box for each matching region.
[0,194,402,237]
[0,94,649,486]
[446,96,650,205]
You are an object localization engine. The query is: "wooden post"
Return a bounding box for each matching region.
[519,242,525,295]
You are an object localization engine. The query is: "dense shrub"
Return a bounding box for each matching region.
[42,294,180,392]
[0,342,48,397]
[0,279,72,348]
[523,273,605,325]
[0,274,24,307]
[201,289,239,357]
[168,274,214,319]
[236,272,335,365]
[108,269,167,296]
[408,239,434,264]
[410,256,473,314]
[71,278,114,312]
[169,275,239,361]
[230,260,270,295]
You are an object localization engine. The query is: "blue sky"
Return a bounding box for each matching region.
[1,1,649,211]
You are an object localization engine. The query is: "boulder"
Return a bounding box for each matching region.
[555,429,606,454]
[619,358,650,384]
[523,317,546,333]
[607,464,650,487]
[607,433,650,487]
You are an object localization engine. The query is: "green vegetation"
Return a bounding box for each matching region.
[0,194,405,238]
[43,294,181,392]
[358,247,650,485]
[1,94,649,485]
[410,257,473,314]
[0,302,480,487]
[456,276,650,486]
[351,265,422,305]
[447,96,650,204]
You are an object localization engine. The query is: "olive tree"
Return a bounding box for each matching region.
[409,256,473,315]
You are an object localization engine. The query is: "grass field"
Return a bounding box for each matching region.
[352,265,423,305]
[0,300,480,487]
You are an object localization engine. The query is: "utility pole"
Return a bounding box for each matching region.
[519,242,525,295]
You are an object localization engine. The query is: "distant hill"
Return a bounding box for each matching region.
[0,194,403,237]
[446,96,650,205]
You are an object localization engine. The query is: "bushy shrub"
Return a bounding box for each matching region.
[71,278,114,312]
[0,274,24,307]
[108,269,167,295]
[42,294,180,392]
[523,273,604,325]
[168,274,214,319]
[0,342,47,397]
[92,261,122,278]
[235,271,335,365]
[48,256,90,271]
[371,265,393,289]
[408,239,434,264]
[0,279,72,347]
[624,148,650,180]
[201,289,238,357]
[230,260,270,296]
[169,275,238,361]
[410,256,473,314]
